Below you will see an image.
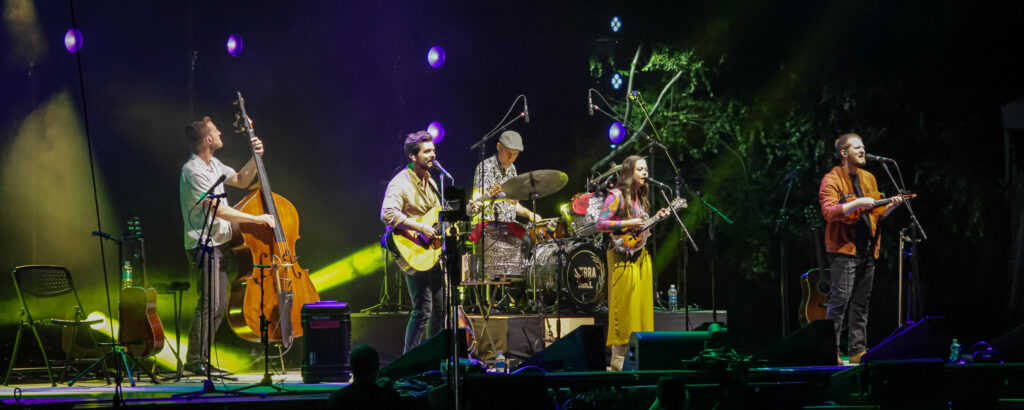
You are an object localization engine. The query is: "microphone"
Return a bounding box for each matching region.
[783,166,801,182]
[91,230,117,241]
[645,177,671,190]
[629,90,640,101]
[865,154,896,163]
[433,160,454,181]
[588,90,594,116]
[195,174,227,205]
[523,98,530,123]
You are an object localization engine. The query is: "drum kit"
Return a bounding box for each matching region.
[462,168,612,313]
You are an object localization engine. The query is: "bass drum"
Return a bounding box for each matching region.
[526,242,607,312]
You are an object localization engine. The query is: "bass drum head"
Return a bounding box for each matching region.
[563,243,606,312]
[526,242,607,313]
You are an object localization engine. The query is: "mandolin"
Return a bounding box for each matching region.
[611,197,687,255]
[847,193,916,220]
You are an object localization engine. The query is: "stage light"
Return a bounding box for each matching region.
[610,16,622,33]
[427,121,446,143]
[609,121,625,144]
[226,33,243,57]
[427,45,446,69]
[611,73,623,90]
[63,28,82,53]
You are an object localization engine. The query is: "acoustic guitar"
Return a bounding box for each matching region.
[611,197,687,255]
[118,218,166,358]
[388,206,444,272]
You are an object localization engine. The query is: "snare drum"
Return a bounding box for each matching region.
[525,241,607,312]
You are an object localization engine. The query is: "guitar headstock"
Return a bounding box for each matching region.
[125,216,143,239]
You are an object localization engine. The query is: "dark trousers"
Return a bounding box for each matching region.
[403,266,444,353]
[186,246,229,365]
[826,253,875,355]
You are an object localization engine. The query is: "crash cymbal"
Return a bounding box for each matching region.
[596,164,622,180]
[500,170,568,200]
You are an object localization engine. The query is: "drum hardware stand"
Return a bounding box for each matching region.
[774,167,800,336]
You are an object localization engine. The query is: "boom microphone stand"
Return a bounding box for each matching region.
[174,194,257,399]
[876,158,926,324]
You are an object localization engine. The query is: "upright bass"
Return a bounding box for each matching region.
[226,92,319,347]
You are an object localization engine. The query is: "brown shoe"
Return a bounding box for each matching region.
[849,350,866,364]
[836,353,843,366]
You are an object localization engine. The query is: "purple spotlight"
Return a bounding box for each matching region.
[427,46,445,69]
[608,122,626,144]
[64,28,83,53]
[427,121,446,143]
[226,34,243,57]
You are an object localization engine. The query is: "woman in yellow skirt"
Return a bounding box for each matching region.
[596,155,670,370]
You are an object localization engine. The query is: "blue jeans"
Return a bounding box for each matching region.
[826,253,875,355]
[403,267,444,352]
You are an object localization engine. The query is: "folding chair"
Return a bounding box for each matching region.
[3,265,109,386]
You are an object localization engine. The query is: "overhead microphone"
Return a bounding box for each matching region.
[865,153,896,163]
[587,90,594,116]
[523,97,530,123]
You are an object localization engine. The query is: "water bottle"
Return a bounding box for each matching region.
[121,261,133,288]
[494,350,507,374]
[949,338,961,362]
[668,284,678,312]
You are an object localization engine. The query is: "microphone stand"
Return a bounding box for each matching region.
[469,96,527,303]
[593,94,706,330]
[877,160,927,324]
[774,168,799,336]
[175,194,257,399]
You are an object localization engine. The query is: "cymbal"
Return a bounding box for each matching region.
[500,170,568,200]
[596,164,622,180]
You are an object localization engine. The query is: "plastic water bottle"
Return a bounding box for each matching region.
[949,338,961,362]
[494,350,507,374]
[668,284,678,312]
[121,261,133,288]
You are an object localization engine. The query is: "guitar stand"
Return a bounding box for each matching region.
[68,341,158,387]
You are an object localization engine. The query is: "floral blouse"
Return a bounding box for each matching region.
[596,188,647,233]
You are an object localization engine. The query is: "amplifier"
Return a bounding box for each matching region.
[301,301,351,383]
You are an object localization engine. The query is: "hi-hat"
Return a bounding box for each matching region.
[500,170,568,200]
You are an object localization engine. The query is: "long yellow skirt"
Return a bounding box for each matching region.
[606,248,654,346]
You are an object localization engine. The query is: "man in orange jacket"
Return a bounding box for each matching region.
[818,133,904,364]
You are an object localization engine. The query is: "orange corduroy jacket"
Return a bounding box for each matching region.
[818,165,882,259]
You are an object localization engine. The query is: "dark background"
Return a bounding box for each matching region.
[1,0,1022,362]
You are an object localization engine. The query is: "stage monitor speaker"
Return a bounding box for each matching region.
[518,324,604,372]
[622,324,728,371]
[301,301,352,383]
[753,320,836,366]
[861,316,949,364]
[830,359,948,407]
[378,328,467,380]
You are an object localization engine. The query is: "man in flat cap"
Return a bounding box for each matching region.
[469,130,543,279]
